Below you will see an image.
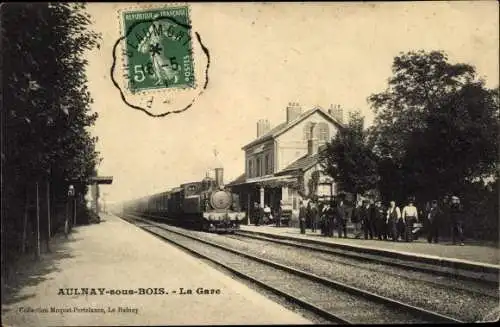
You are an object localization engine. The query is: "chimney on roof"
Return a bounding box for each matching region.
[328,104,344,124]
[257,119,270,137]
[286,102,302,123]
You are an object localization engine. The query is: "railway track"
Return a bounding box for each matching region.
[232,231,500,295]
[120,213,463,324]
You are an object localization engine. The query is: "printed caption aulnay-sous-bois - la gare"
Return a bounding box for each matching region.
[57,287,222,296]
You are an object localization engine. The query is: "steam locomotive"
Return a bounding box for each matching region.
[122,168,246,233]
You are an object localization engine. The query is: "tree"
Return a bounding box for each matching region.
[320,111,379,196]
[2,3,101,268]
[368,50,499,202]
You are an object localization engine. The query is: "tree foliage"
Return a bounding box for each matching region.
[368,50,499,202]
[319,50,498,239]
[2,3,101,265]
[320,111,379,195]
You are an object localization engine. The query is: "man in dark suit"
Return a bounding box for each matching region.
[327,200,336,237]
[372,200,386,240]
[449,196,465,245]
[275,200,283,227]
[299,201,307,234]
[351,200,363,239]
[361,200,373,239]
[426,200,442,243]
[252,202,261,226]
[336,199,347,238]
[311,201,320,233]
[320,202,329,236]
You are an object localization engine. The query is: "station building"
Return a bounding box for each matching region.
[227,102,345,225]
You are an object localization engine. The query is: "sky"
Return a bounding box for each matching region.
[84,2,499,204]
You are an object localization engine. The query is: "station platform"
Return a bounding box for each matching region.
[239,225,500,272]
[1,214,311,326]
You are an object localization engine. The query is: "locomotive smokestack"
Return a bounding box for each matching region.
[215,168,224,188]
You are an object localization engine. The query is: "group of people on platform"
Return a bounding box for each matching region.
[295,195,466,245]
[252,201,286,227]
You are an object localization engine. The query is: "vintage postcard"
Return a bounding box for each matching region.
[2,2,499,326]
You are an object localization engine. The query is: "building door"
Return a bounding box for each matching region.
[264,188,282,214]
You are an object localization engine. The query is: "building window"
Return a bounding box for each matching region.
[288,188,298,210]
[318,123,330,141]
[267,154,273,174]
[248,160,253,178]
[264,153,273,175]
[303,122,313,140]
[264,154,269,175]
[256,157,262,177]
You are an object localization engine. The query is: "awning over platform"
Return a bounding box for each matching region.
[229,174,297,188]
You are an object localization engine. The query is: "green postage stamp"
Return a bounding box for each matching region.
[121,5,195,93]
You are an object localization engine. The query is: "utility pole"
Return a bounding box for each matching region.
[22,187,29,254]
[35,181,40,260]
[67,185,75,236]
[46,179,51,252]
[73,196,77,226]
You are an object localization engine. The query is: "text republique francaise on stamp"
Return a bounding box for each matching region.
[112,4,210,117]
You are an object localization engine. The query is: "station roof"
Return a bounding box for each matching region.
[242,107,344,150]
[277,153,321,175]
[226,173,246,186]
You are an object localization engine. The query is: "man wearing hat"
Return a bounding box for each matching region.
[351,200,363,239]
[386,200,402,241]
[310,200,320,233]
[252,202,261,226]
[402,197,419,242]
[326,199,336,237]
[361,200,373,240]
[299,200,307,234]
[426,200,442,243]
[449,195,465,245]
[372,199,386,240]
[335,196,348,238]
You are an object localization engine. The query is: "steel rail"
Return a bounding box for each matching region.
[122,213,464,324]
[234,230,500,289]
[237,229,500,277]
[119,214,349,324]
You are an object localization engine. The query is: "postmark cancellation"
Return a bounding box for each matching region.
[113,4,209,117]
